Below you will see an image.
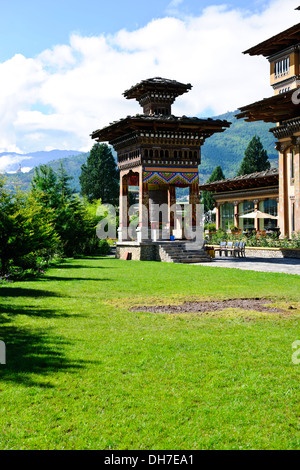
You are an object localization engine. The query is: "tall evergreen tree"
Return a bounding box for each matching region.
[237,135,270,176]
[79,143,119,205]
[202,165,225,213]
[31,165,60,208]
[57,163,75,202]
[0,176,59,275]
[31,164,95,256]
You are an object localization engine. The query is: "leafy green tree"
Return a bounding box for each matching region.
[237,135,271,176]
[31,165,62,209]
[79,143,119,204]
[11,195,60,270]
[0,176,59,275]
[31,164,98,256]
[56,163,75,202]
[202,165,225,213]
[0,176,19,274]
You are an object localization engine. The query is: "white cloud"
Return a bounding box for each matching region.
[0,0,298,162]
[169,0,184,5]
[38,44,76,70]
[166,0,185,15]
[0,154,32,173]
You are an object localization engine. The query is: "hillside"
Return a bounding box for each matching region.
[3,110,279,192]
[4,152,89,193]
[0,149,82,173]
[200,110,278,183]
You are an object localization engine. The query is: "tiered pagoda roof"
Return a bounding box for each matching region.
[91,77,231,144]
[123,77,192,101]
[91,114,231,143]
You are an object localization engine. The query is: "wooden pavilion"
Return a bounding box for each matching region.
[91,77,230,261]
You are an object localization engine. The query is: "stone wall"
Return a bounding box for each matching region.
[211,245,300,259]
[116,243,157,261]
[245,247,300,258]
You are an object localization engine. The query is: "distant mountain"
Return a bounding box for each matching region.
[4,152,89,193]
[0,149,82,174]
[3,110,280,193]
[199,110,278,183]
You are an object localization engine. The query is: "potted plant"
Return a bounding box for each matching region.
[229,223,240,234]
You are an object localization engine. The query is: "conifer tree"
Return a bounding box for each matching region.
[202,165,225,213]
[237,135,270,176]
[79,143,119,205]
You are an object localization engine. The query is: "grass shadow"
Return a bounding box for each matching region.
[53,263,110,270]
[0,302,94,387]
[0,303,87,320]
[40,276,113,282]
[0,324,90,387]
[0,287,62,298]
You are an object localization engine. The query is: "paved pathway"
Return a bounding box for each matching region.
[194,256,300,275]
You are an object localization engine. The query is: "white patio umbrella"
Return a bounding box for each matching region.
[239,210,277,220]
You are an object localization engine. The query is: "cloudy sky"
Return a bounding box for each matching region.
[0,0,299,158]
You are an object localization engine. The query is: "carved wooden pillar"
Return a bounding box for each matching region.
[253,199,259,232]
[168,185,176,234]
[278,143,289,238]
[118,172,129,241]
[189,182,200,227]
[233,201,239,229]
[137,170,149,241]
[215,203,221,230]
[294,142,300,233]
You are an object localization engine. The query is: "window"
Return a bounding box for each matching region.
[275,56,290,77]
[240,201,254,230]
[292,203,295,233]
[221,203,234,230]
[263,199,278,229]
[291,149,295,179]
[279,87,290,94]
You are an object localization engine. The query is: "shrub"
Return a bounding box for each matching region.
[98,239,110,255]
[205,223,216,232]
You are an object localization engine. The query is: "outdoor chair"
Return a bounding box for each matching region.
[214,241,227,257]
[239,241,246,257]
[233,241,241,257]
[226,241,234,256]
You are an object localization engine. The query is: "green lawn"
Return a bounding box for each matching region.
[0,256,299,450]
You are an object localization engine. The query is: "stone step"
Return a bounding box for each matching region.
[162,247,207,252]
[163,251,208,257]
[172,258,210,262]
[172,257,210,262]
[156,241,211,264]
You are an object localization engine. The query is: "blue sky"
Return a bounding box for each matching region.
[0,0,299,168]
[0,0,272,61]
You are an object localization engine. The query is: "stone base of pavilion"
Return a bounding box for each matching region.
[115,240,211,263]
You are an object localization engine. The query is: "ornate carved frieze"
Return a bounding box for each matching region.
[118,159,142,170]
[275,140,296,153]
[271,118,300,140]
[143,165,199,186]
